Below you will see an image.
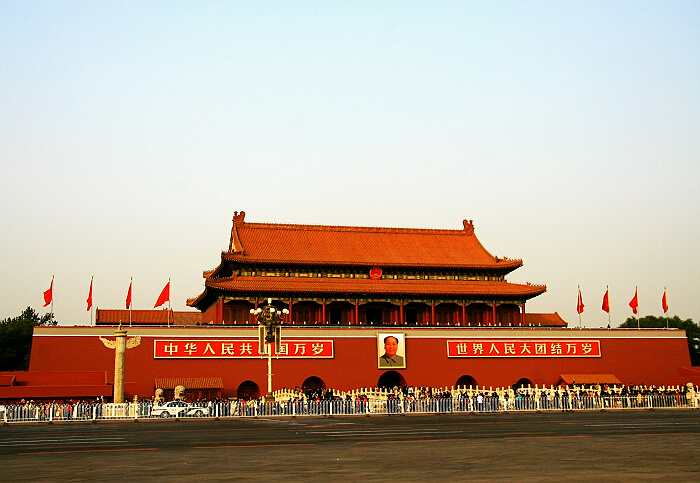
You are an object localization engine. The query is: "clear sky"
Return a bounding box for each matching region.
[1,1,698,328]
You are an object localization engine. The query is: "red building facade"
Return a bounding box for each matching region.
[24,213,695,401]
[28,325,692,400]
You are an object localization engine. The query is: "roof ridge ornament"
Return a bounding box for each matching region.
[229,211,246,253]
[233,211,246,226]
[463,219,475,235]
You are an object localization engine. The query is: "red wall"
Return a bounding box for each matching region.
[29,326,694,400]
[0,371,113,401]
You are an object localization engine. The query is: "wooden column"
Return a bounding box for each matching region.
[492,303,497,326]
[399,301,404,326]
[322,301,327,325]
[216,298,224,325]
[461,301,466,326]
[431,301,436,326]
[289,299,293,325]
[355,300,359,325]
[521,302,526,326]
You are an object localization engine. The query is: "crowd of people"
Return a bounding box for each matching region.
[2,382,697,422]
[201,382,699,416]
[1,398,107,421]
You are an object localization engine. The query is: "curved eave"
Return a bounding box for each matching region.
[220,252,523,272]
[204,276,546,300]
[204,258,237,279]
[186,293,205,307]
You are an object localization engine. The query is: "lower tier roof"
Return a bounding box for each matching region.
[188,276,546,307]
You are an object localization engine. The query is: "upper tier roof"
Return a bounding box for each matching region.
[224,211,523,270]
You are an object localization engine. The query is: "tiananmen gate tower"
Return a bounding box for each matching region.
[188,211,548,327]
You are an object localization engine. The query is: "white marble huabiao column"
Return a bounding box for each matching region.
[100,323,141,404]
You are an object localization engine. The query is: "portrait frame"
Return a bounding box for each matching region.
[377,332,406,369]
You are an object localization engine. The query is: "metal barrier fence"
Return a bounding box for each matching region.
[2,394,696,423]
[1,401,156,423]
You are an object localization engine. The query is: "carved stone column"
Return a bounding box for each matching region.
[113,326,127,403]
[100,323,141,404]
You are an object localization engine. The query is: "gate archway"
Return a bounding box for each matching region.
[456,375,478,389]
[302,376,326,394]
[236,380,259,400]
[513,378,533,390]
[377,371,406,389]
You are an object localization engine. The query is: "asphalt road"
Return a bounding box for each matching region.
[2,410,699,481]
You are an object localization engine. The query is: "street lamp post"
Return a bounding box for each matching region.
[250,298,289,401]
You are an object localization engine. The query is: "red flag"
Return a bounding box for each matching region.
[602,289,610,313]
[43,278,53,307]
[576,287,584,314]
[86,278,93,311]
[126,280,132,309]
[154,280,170,308]
[629,287,639,315]
[662,288,668,314]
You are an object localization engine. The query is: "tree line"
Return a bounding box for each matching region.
[0,307,56,371]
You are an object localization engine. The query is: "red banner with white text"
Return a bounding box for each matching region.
[447,339,601,358]
[154,339,334,359]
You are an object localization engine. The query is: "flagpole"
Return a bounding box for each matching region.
[168,277,171,327]
[90,275,94,326]
[664,286,668,329]
[577,285,582,328]
[636,286,639,329]
[130,277,133,327]
[606,285,611,329]
[50,274,54,318]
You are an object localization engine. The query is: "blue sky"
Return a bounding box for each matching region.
[1,1,698,327]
